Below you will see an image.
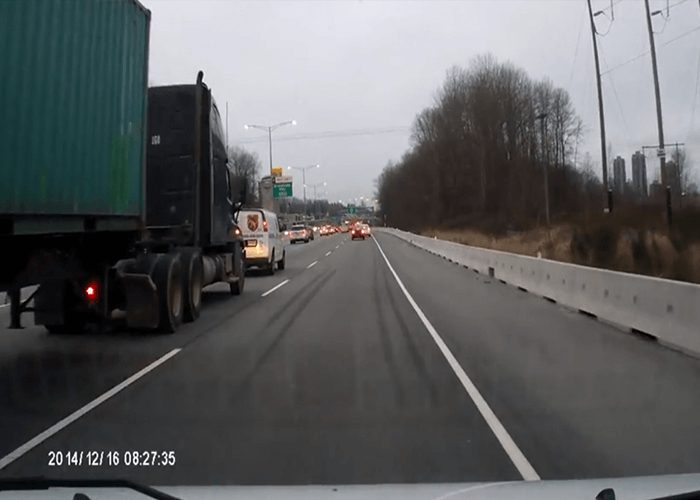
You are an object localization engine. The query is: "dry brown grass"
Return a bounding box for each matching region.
[422,218,700,284]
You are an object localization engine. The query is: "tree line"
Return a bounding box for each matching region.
[377,54,604,233]
[279,198,346,218]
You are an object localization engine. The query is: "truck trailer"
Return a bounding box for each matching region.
[0,0,246,333]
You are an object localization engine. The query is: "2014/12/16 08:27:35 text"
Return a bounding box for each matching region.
[47,450,176,467]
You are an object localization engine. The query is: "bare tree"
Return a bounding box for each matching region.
[227,146,261,205]
[377,53,593,232]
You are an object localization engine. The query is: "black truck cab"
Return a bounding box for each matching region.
[146,77,235,248]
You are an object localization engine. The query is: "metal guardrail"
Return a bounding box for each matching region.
[380,228,700,357]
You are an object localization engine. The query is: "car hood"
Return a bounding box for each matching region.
[10,474,700,499]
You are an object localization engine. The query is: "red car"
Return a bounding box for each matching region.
[351,225,366,240]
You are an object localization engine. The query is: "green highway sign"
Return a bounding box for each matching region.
[273,182,293,198]
[347,204,356,214]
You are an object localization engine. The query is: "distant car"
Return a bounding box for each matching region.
[289,223,309,244]
[307,226,315,241]
[320,225,330,236]
[361,224,371,237]
[239,209,286,274]
[351,224,366,240]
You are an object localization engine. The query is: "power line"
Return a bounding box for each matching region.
[237,126,411,144]
[568,4,586,90]
[594,14,614,36]
[600,46,632,146]
[652,9,670,34]
[667,0,691,11]
[599,0,624,14]
[600,25,700,75]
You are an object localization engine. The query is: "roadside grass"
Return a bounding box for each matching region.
[420,205,700,284]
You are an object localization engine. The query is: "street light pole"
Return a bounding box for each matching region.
[268,128,273,174]
[308,182,326,218]
[309,181,327,201]
[243,120,296,175]
[302,169,307,205]
[287,164,320,216]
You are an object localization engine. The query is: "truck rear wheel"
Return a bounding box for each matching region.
[153,254,183,333]
[230,252,245,296]
[181,250,203,323]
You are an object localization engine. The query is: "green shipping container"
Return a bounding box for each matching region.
[0,0,150,232]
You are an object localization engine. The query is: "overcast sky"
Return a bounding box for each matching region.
[142,0,700,204]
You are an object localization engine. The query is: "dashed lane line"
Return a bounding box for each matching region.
[261,279,290,297]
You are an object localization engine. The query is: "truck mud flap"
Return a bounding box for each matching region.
[34,280,66,326]
[120,273,159,330]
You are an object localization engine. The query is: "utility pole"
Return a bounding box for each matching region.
[536,113,550,227]
[587,0,610,211]
[644,0,667,189]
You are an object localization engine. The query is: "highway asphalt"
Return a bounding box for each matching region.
[0,230,699,486]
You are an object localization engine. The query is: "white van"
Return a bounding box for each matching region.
[238,209,286,274]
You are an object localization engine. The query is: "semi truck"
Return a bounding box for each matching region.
[0,0,246,333]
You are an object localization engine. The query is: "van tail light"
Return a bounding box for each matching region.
[263,220,269,232]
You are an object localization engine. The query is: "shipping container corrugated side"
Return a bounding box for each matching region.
[0,0,150,232]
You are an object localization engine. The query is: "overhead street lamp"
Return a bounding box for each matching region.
[243,120,296,175]
[287,164,320,212]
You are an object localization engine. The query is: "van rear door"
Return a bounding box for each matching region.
[239,210,268,258]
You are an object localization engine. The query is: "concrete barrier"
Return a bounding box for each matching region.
[380,228,700,357]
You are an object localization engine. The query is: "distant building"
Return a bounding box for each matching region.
[631,151,647,197]
[613,156,626,195]
[649,180,664,201]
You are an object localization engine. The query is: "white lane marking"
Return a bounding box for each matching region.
[0,348,182,470]
[306,260,318,269]
[261,279,290,297]
[372,237,540,481]
[335,245,340,249]
[325,251,332,256]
